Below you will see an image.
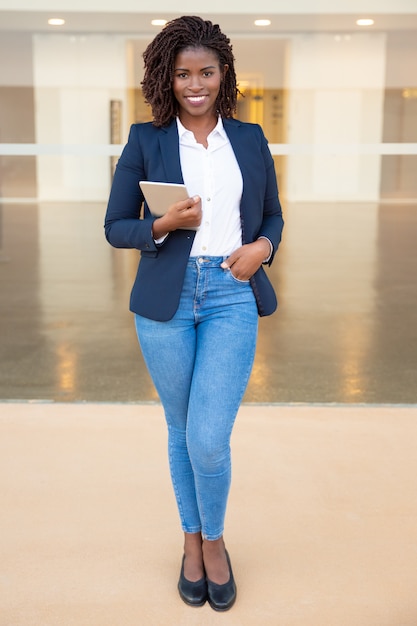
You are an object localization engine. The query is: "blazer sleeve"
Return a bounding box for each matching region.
[104,124,158,254]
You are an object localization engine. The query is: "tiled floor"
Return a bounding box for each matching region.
[1,200,416,403]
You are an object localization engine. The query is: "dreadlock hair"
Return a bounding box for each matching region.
[142,15,239,127]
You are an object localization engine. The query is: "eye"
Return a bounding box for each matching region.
[203,71,213,77]
[176,72,188,79]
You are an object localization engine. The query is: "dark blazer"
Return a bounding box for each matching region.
[105,118,284,321]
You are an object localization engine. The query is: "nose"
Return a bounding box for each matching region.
[189,75,203,91]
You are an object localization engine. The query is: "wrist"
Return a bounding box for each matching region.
[152,216,170,240]
[256,237,273,262]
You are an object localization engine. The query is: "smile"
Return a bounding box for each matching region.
[186,96,207,103]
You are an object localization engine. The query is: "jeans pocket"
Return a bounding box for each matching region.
[225,268,250,284]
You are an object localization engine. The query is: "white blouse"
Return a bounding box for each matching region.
[177,116,243,257]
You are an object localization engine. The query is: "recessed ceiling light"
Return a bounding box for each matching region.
[356,18,374,26]
[48,18,65,26]
[254,19,271,27]
[151,19,167,26]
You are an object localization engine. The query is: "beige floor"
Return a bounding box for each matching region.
[1,402,417,626]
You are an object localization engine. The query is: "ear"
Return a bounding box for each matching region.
[223,64,229,76]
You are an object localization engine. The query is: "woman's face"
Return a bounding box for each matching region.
[172,46,228,123]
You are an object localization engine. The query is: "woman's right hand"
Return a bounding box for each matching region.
[152,195,202,239]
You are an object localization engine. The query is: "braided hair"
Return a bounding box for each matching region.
[142,15,239,127]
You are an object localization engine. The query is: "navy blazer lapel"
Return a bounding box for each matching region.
[222,118,245,167]
[222,118,249,193]
[158,120,184,184]
[222,118,251,230]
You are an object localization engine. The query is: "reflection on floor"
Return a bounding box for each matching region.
[0,201,416,403]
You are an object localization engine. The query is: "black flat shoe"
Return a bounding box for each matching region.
[206,550,237,612]
[178,556,208,607]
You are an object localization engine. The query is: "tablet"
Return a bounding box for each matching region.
[139,181,189,217]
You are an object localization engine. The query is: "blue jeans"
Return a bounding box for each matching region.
[135,256,258,540]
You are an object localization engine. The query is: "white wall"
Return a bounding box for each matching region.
[285,33,386,202]
[31,31,388,202]
[33,34,128,201]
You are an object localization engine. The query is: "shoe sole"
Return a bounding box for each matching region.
[207,592,236,612]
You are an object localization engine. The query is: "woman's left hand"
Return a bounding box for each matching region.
[220,239,271,281]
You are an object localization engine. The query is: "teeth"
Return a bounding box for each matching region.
[188,96,205,102]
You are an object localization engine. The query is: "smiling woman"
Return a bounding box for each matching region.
[141,21,238,131]
[172,47,228,146]
[104,14,283,613]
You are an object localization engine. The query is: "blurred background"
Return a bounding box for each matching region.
[0,0,416,404]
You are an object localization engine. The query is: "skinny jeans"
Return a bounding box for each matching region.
[134,256,258,540]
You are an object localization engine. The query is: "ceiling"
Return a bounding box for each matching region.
[1,11,417,36]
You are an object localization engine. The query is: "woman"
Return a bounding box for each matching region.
[105,15,284,611]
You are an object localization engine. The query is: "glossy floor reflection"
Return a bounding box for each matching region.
[0,201,416,403]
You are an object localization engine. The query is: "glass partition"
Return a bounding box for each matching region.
[1,7,416,402]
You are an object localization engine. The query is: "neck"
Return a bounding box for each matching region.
[179,113,218,135]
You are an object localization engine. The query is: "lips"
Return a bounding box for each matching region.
[186,95,208,104]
